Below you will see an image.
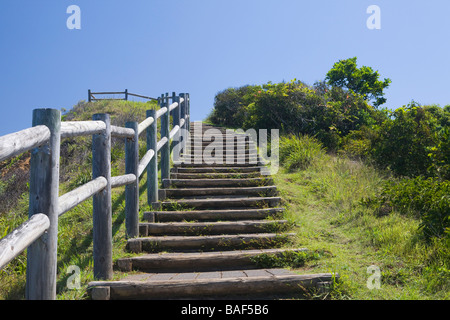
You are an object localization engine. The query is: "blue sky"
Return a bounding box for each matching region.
[1,0,449,136]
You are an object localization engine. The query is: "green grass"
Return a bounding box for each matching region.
[273,148,449,299]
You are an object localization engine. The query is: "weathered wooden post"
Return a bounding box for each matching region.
[26,108,61,300]
[179,93,187,157]
[186,93,191,133]
[125,121,139,238]
[160,94,170,182]
[125,89,128,101]
[147,108,158,205]
[88,89,92,102]
[172,94,181,162]
[92,113,113,280]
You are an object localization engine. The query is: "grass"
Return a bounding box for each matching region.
[273,138,449,299]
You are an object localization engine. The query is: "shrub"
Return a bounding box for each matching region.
[371,103,446,178]
[369,177,449,240]
[279,134,326,171]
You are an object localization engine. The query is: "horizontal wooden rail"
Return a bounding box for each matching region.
[155,107,168,119]
[91,91,124,95]
[111,174,137,189]
[0,126,50,162]
[138,150,155,178]
[137,116,155,136]
[88,90,157,102]
[61,121,106,139]
[168,102,179,112]
[0,214,50,270]
[111,126,135,139]
[127,93,157,100]
[169,125,180,140]
[157,137,168,152]
[58,177,108,217]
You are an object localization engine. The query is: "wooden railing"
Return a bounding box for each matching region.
[88,89,157,102]
[0,92,190,299]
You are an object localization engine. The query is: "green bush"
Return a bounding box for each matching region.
[208,79,386,152]
[279,134,326,171]
[369,177,449,240]
[371,103,448,178]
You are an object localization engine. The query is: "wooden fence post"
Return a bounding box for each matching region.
[172,95,181,162]
[92,113,113,280]
[186,93,190,133]
[179,93,187,157]
[125,121,139,238]
[125,89,128,101]
[88,89,92,102]
[160,95,170,182]
[147,109,158,205]
[26,108,61,300]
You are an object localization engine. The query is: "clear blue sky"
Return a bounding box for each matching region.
[1,0,449,136]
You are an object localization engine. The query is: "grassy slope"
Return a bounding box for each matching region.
[275,153,449,299]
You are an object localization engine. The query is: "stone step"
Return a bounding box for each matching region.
[156,196,281,210]
[160,186,277,199]
[88,271,338,300]
[143,208,285,222]
[162,177,273,189]
[126,233,296,253]
[116,248,308,272]
[139,220,290,236]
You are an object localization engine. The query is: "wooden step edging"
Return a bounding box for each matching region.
[116,248,309,272]
[88,272,339,300]
[159,186,278,199]
[143,208,285,222]
[126,233,296,253]
[139,220,290,236]
[154,196,282,210]
[162,177,274,189]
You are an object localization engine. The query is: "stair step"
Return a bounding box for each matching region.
[160,186,277,198]
[173,161,267,168]
[171,166,266,173]
[143,208,285,222]
[126,233,296,253]
[170,172,262,179]
[88,271,338,300]
[139,220,290,236]
[162,177,273,188]
[116,248,308,272]
[157,196,281,210]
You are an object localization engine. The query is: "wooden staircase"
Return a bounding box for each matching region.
[88,122,337,300]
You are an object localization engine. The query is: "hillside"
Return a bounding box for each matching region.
[0,96,448,300]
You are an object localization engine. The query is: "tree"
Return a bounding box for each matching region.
[325,57,391,107]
